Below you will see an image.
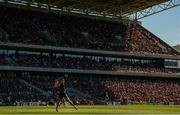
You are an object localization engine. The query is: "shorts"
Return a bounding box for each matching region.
[58,93,66,99]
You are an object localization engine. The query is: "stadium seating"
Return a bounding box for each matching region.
[0,72,43,104]
[0,6,179,55]
[67,75,180,105]
[0,72,179,105]
[0,5,179,106]
[0,50,178,74]
[127,24,178,55]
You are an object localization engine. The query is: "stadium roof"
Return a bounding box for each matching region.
[34,0,169,14]
[0,0,180,20]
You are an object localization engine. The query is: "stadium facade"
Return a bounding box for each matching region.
[0,0,180,106]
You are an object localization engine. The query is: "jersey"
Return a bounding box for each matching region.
[56,83,66,98]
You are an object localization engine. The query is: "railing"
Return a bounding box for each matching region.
[0,42,179,60]
[0,65,179,78]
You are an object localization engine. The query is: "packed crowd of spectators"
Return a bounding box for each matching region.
[0,72,180,105]
[67,75,180,105]
[0,50,178,74]
[102,78,180,104]
[0,6,179,55]
[0,72,43,105]
[19,72,60,95]
[0,6,179,106]
[126,24,178,55]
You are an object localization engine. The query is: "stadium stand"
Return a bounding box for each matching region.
[0,72,44,105]
[0,72,180,105]
[0,3,179,106]
[0,6,179,56]
[67,75,180,105]
[0,49,179,74]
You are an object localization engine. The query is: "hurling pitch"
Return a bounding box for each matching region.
[0,105,180,115]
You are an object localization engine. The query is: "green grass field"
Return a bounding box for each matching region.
[0,105,180,115]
